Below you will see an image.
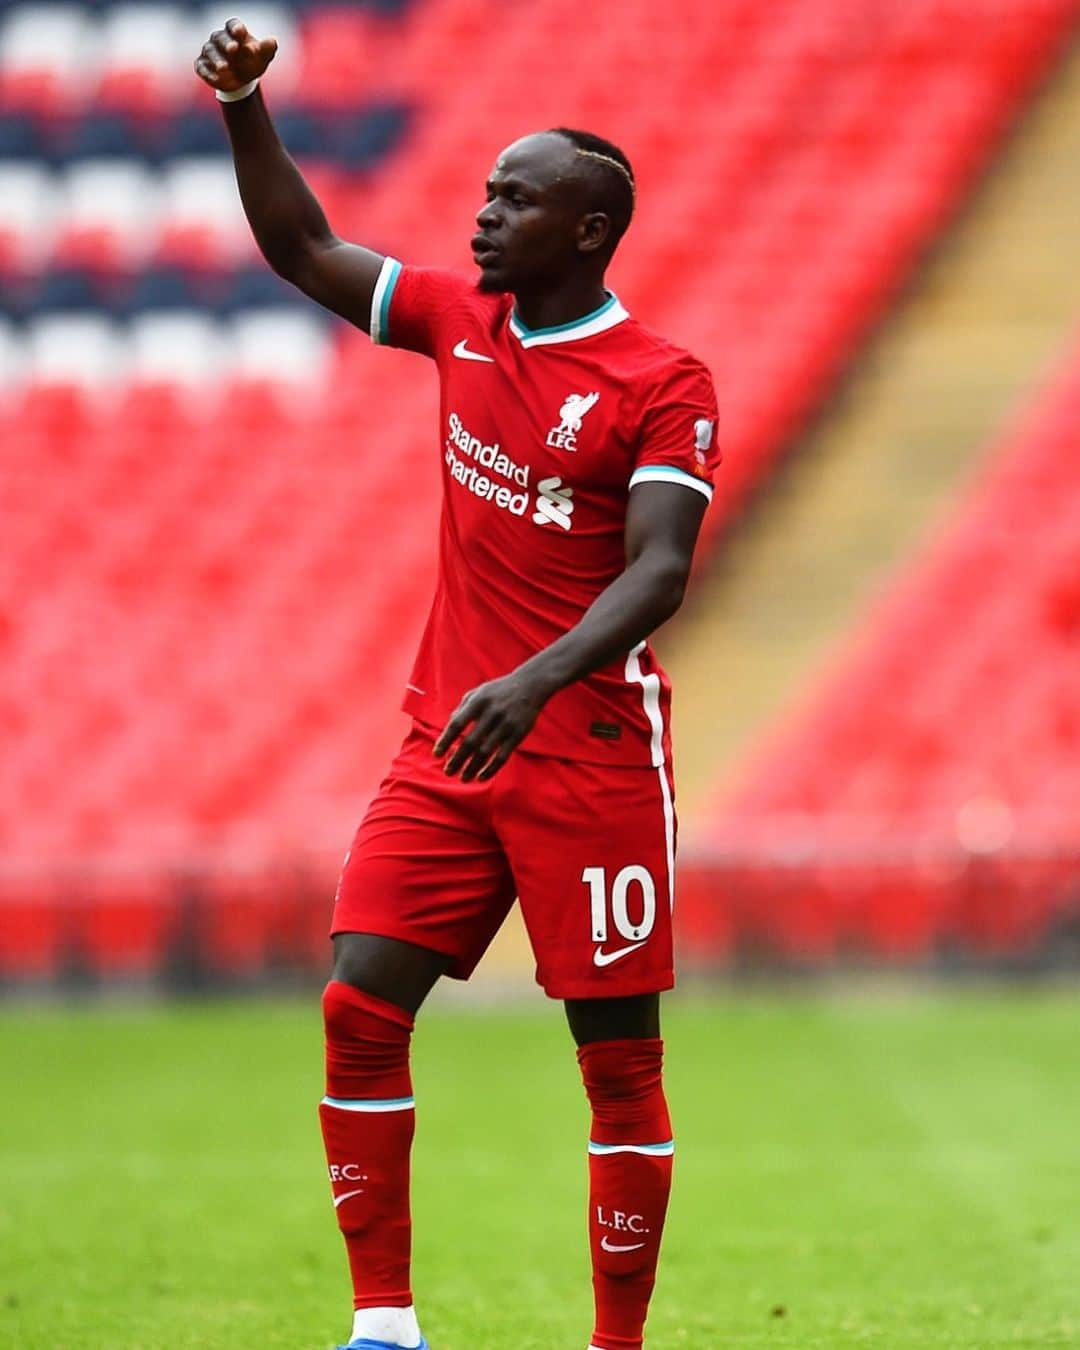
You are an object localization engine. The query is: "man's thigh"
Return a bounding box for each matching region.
[495,754,676,1001]
[333,724,517,982]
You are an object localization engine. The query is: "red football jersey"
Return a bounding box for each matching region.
[370,258,720,767]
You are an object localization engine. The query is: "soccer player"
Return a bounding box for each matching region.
[196,19,720,1350]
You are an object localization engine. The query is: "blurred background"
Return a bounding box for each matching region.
[1,0,1078,994]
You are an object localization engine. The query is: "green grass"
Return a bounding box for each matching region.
[2,989,1079,1348]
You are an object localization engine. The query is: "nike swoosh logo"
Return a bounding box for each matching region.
[601,1236,646,1253]
[332,1188,365,1209]
[453,339,495,363]
[593,942,647,968]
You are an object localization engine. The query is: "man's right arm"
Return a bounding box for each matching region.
[194,17,384,331]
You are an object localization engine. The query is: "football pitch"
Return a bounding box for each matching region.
[2,989,1078,1349]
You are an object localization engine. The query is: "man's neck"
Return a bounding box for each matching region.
[511,280,610,333]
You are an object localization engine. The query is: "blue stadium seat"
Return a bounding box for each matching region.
[0,113,45,159]
[121,266,205,315]
[0,276,29,320]
[272,109,324,160]
[298,0,415,14]
[157,109,227,161]
[27,267,110,315]
[326,104,411,171]
[56,113,144,164]
[213,265,303,314]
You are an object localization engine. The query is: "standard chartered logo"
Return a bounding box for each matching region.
[445,413,574,531]
[532,476,574,530]
[445,411,530,514]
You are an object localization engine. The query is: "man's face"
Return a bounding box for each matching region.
[472,134,598,294]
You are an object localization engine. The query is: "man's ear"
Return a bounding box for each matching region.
[577,211,612,255]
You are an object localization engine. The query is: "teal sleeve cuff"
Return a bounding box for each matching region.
[369,257,402,345]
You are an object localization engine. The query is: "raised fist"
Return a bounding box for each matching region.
[194,17,278,92]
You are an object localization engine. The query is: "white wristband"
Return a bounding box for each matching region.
[216,78,259,103]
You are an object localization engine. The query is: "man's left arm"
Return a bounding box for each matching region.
[434,481,707,781]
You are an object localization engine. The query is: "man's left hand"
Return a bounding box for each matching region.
[434,670,551,782]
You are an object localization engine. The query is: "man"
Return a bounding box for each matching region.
[196,19,720,1350]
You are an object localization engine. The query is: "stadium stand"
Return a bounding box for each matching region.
[686,339,1080,965]
[2,1,1074,507]
[1,0,1077,982]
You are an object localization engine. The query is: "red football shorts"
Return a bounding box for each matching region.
[332,722,676,999]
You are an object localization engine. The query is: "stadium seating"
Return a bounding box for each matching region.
[3,0,1074,506]
[1,0,1078,982]
[687,337,1080,964]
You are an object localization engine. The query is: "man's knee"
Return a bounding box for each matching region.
[321,976,415,1104]
[577,1036,670,1139]
[321,976,410,1043]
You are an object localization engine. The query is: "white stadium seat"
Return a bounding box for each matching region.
[25,314,127,389]
[228,308,331,388]
[57,159,157,264]
[97,4,190,98]
[0,162,59,268]
[0,5,99,92]
[0,158,253,272]
[0,2,303,112]
[157,156,251,262]
[129,311,226,387]
[7,310,331,393]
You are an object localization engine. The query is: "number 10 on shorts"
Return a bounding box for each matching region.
[583,865,657,943]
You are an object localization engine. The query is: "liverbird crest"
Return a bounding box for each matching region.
[557,391,600,434]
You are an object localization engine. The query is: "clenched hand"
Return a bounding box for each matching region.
[194,17,278,93]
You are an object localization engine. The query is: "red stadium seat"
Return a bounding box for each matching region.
[693,338,1080,961]
[0,878,64,980]
[71,876,179,980]
[0,5,93,117]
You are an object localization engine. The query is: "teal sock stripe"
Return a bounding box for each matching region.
[588,1139,675,1156]
[321,1095,415,1112]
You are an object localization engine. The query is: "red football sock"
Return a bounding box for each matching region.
[578,1038,674,1350]
[319,979,416,1310]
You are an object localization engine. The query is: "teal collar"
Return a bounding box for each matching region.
[509,292,629,348]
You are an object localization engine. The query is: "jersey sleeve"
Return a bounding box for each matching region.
[629,357,720,504]
[369,257,476,359]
